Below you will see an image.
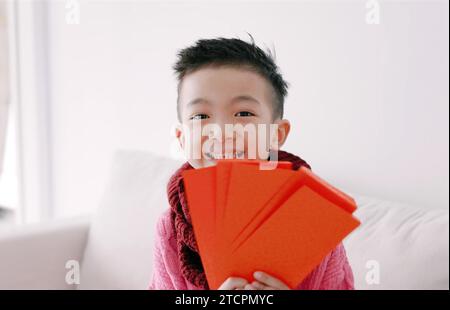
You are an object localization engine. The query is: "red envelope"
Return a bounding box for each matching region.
[182,160,360,290]
[220,186,360,289]
[181,167,220,286]
[231,166,357,250]
[222,163,295,245]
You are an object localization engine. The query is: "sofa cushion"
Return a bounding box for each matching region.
[344,195,449,290]
[79,150,181,289]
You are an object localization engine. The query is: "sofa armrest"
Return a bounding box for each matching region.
[0,216,91,289]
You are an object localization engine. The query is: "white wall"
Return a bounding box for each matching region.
[44,0,448,217]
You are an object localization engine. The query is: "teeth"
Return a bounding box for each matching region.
[205,152,244,160]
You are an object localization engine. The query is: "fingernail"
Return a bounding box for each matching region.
[254,271,263,278]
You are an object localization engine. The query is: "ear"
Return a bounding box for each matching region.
[175,123,186,150]
[271,119,291,150]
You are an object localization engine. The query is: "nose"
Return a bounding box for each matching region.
[207,129,235,151]
[205,120,241,153]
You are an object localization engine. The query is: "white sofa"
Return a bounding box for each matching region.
[0,150,448,290]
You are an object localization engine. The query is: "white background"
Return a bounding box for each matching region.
[14,0,449,218]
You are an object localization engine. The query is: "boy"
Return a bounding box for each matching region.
[149,36,354,290]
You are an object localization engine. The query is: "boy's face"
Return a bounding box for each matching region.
[176,66,290,169]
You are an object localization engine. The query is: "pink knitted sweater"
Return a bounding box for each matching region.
[148,209,355,290]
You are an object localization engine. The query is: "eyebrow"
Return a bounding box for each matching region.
[231,95,260,105]
[187,98,211,107]
[186,95,260,107]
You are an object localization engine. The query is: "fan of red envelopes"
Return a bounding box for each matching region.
[182,159,360,289]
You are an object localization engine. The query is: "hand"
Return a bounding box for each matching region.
[244,271,291,290]
[218,277,249,290]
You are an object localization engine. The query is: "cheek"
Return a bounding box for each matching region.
[185,135,208,160]
[184,134,215,168]
[255,131,271,160]
[182,125,205,149]
[236,127,271,160]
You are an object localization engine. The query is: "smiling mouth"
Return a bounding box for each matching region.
[204,151,245,160]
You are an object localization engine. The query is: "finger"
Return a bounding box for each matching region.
[228,277,249,288]
[253,271,289,289]
[219,277,248,290]
[251,281,267,290]
[244,284,257,290]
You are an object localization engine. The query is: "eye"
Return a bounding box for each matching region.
[190,114,210,120]
[235,111,255,117]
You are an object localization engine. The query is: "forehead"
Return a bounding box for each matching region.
[178,66,274,105]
